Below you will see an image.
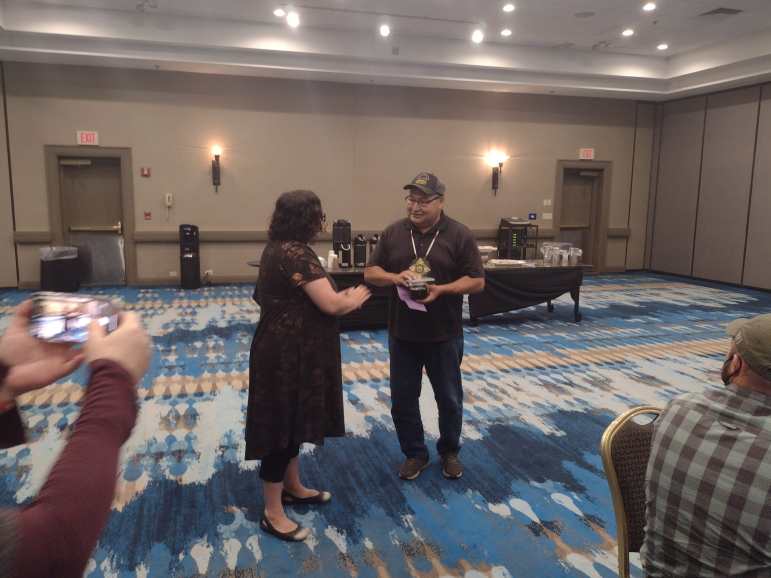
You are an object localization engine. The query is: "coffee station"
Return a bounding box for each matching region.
[249,216,590,329]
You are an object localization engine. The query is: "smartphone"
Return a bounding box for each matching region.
[29,292,119,343]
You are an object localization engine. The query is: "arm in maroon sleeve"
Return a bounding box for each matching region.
[0,363,26,449]
[13,359,138,578]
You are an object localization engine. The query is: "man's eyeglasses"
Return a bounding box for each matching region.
[405,195,441,207]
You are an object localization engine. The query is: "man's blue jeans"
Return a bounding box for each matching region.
[388,335,464,460]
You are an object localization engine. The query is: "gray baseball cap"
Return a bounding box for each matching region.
[727,313,771,382]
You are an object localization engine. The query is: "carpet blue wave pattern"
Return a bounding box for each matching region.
[0,273,769,577]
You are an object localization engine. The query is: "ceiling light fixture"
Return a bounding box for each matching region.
[643,2,656,11]
[622,28,635,37]
[136,0,158,11]
[286,11,300,28]
[379,24,391,37]
[501,28,512,37]
[471,29,484,44]
[273,7,286,17]
[657,43,669,50]
[502,3,515,12]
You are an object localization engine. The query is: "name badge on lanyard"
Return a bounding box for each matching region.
[409,229,439,277]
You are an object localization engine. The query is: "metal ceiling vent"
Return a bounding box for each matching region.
[699,7,744,16]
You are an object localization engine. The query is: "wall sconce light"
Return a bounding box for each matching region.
[211,144,222,192]
[484,149,510,195]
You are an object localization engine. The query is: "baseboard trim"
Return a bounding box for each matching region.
[647,269,771,293]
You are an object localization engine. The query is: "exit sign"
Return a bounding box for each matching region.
[76,131,99,146]
[579,147,595,160]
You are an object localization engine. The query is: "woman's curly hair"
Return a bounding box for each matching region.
[268,190,324,243]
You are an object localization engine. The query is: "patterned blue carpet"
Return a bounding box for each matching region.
[1,273,769,578]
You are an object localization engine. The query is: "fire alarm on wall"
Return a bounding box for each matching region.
[141,167,151,177]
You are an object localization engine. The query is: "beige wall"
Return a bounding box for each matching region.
[0,66,17,287]
[744,84,771,289]
[650,96,706,276]
[650,83,771,289]
[5,62,650,285]
[627,103,655,270]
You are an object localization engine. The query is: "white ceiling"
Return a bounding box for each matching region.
[1,0,771,99]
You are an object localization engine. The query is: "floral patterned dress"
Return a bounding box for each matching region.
[244,240,345,459]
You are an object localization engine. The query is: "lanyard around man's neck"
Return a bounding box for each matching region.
[410,228,440,260]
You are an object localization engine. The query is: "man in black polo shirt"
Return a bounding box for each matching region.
[365,171,484,480]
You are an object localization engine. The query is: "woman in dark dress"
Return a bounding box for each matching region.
[245,190,371,542]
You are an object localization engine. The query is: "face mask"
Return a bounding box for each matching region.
[721,355,740,386]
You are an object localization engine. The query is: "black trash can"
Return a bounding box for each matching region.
[40,246,81,292]
[179,224,201,289]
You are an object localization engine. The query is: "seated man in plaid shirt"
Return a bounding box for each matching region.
[641,313,771,577]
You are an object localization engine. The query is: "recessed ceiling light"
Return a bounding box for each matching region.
[622,28,635,37]
[286,11,300,28]
[657,43,669,50]
[471,29,484,43]
[500,28,512,37]
[273,7,286,17]
[502,3,515,13]
[643,2,657,11]
[379,24,391,37]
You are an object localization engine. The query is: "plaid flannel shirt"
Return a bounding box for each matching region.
[641,384,771,577]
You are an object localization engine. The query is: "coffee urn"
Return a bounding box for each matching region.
[353,234,367,268]
[332,220,352,268]
[368,234,379,262]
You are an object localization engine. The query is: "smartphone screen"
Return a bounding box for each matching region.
[29,292,119,343]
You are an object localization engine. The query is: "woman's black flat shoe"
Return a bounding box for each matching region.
[281,490,332,505]
[260,516,310,542]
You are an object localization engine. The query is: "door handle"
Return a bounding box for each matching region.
[69,220,122,234]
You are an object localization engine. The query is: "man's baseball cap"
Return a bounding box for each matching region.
[404,172,445,197]
[727,313,771,382]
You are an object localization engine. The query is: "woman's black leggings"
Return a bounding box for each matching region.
[259,444,301,483]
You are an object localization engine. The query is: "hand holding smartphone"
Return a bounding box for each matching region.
[29,292,120,343]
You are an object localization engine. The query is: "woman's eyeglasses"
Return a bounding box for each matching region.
[405,195,440,207]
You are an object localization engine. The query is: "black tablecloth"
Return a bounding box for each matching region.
[469,265,585,321]
[329,269,390,330]
[250,263,584,329]
[247,263,389,330]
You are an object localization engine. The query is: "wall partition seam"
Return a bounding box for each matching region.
[1,62,20,286]
[625,101,639,269]
[648,103,666,269]
[689,96,708,277]
[740,86,764,284]
[644,104,662,269]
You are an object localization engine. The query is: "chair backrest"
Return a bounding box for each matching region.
[600,406,662,578]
